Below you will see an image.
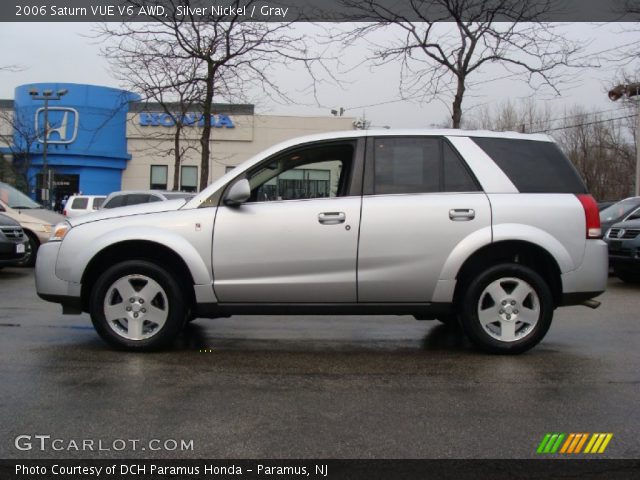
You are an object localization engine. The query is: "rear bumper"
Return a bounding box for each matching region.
[560,240,608,300]
[35,241,82,313]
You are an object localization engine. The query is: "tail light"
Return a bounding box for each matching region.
[63,210,67,216]
[576,194,601,239]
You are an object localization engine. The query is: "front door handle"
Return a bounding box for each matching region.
[318,212,346,225]
[449,209,475,221]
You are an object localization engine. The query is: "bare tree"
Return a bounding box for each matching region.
[0,108,40,191]
[339,0,582,128]
[98,0,328,190]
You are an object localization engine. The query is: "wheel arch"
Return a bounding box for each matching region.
[453,240,564,308]
[80,240,197,313]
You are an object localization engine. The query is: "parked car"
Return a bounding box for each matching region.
[0,213,29,269]
[599,196,640,233]
[35,130,607,354]
[63,195,106,218]
[101,190,195,209]
[0,182,64,267]
[604,213,640,283]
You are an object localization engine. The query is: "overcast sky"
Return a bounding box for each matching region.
[0,22,638,129]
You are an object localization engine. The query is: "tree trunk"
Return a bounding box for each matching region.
[173,125,181,191]
[451,77,465,129]
[199,62,214,191]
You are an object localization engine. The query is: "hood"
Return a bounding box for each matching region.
[610,219,640,230]
[0,213,21,227]
[6,208,64,226]
[69,198,189,226]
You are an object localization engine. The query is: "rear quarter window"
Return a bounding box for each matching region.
[471,137,587,194]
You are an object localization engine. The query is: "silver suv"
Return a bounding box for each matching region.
[35,130,607,354]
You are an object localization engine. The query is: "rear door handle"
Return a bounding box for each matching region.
[449,209,475,221]
[318,212,346,225]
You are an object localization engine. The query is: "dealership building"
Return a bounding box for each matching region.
[0,83,355,202]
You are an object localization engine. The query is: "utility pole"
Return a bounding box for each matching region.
[28,88,68,207]
[608,83,640,196]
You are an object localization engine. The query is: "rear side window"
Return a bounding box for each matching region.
[124,194,152,206]
[471,137,587,194]
[373,137,479,195]
[103,196,125,208]
[70,197,88,209]
[93,197,105,209]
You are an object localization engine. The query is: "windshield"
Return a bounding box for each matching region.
[0,182,41,209]
[600,198,640,222]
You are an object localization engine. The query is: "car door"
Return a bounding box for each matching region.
[212,140,363,303]
[357,136,491,302]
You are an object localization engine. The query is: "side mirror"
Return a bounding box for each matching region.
[0,204,5,212]
[223,179,251,206]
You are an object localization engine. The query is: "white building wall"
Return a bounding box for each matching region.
[124,113,355,191]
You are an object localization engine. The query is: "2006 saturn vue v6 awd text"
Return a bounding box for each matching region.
[35,130,608,354]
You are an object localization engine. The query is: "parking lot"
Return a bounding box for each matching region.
[0,266,639,459]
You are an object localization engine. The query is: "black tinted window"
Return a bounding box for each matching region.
[472,137,587,194]
[103,196,125,208]
[70,197,88,209]
[124,194,152,206]
[93,198,105,209]
[374,138,440,194]
[443,142,480,192]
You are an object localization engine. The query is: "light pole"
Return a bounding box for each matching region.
[608,83,640,197]
[28,87,68,207]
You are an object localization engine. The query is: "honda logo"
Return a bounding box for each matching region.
[35,107,79,144]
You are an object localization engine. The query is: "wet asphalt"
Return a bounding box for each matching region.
[0,267,638,459]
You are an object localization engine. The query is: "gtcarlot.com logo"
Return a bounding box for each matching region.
[536,433,613,455]
[14,435,194,452]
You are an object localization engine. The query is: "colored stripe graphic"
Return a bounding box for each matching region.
[538,433,613,454]
[585,433,613,454]
[537,433,565,454]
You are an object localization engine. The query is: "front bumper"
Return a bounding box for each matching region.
[0,238,28,265]
[35,241,83,314]
[560,240,608,304]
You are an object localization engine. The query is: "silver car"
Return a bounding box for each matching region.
[35,130,608,353]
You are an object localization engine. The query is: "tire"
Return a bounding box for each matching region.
[459,263,553,354]
[613,268,640,284]
[16,232,39,268]
[89,260,188,351]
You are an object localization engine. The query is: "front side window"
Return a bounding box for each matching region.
[181,166,198,193]
[150,165,168,190]
[247,143,354,202]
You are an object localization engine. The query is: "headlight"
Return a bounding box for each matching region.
[50,221,71,241]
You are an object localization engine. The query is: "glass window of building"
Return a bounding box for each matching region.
[181,166,198,192]
[150,165,168,190]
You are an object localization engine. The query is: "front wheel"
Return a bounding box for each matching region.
[89,260,188,351]
[459,264,553,354]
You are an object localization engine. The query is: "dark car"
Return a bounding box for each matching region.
[0,213,29,269]
[599,196,640,233]
[604,214,640,283]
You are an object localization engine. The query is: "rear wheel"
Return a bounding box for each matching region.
[459,263,553,354]
[89,260,187,351]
